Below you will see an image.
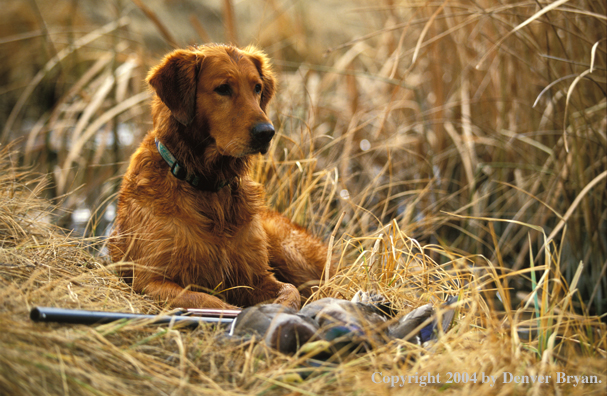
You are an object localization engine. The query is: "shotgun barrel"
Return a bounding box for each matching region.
[30,306,239,328]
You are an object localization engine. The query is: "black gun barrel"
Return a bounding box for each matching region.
[30,306,236,328]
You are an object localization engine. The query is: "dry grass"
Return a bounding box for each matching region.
[1,143,605,395]
[1,0,606,395]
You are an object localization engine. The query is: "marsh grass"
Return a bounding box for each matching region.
[1,142,605,395]
[0,0,606,394]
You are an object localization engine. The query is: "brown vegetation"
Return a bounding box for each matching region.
[0,0,605,395]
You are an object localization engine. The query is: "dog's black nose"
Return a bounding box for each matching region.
[251,123,275,145]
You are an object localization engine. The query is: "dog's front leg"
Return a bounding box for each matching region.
[136,278,239,309]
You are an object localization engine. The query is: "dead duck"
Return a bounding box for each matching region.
[388,295,458,343]
[232,304,318,354]
[298,296,391,355]
[231,293,458,355]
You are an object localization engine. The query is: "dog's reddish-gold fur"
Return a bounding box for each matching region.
[109,44,328,310]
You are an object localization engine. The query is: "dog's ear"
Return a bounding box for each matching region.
[244,46,276,113]
[146,50,200,126]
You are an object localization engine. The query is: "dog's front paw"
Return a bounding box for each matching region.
[273,283,301,310]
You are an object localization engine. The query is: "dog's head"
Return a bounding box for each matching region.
[147,44,277,157]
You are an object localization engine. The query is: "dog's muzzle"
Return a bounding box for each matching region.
[251,122,275,154]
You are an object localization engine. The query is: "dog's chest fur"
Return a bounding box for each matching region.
[116,139,272,292]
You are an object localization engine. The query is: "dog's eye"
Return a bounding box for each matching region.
[214,84,232,96]
[254,84,262,94]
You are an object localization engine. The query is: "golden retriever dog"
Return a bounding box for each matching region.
[109,44,329,310]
